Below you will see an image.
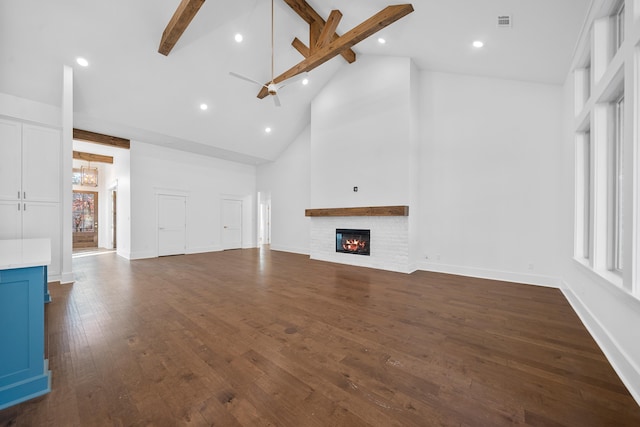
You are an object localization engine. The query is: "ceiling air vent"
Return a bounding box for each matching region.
[497,15,512,28]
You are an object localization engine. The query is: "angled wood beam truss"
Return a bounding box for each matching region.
[284,0,356,63]
[258,3,414,98]
[73,151,114,164]
[316,10,342,49]
[158,0,206,56]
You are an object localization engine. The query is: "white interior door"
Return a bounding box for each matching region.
[222,199,242,250]
[158,194,186,256]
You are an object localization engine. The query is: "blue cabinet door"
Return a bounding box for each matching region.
[0,266,51,409]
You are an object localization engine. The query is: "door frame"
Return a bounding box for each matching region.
[108,181,118,250]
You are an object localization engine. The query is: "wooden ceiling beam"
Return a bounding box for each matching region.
[309,20,321,55]
[316,10,342,49]
[73,129,131,149]
[283,0,316,24]
[283,0,356,63]
[258,4,414,98]
[158,0,206,56]
[291,37,310,57]
[73,151,114,164]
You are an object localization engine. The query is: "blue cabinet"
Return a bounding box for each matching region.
[0,265,51,410]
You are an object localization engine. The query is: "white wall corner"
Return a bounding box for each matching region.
[61,65,74,285]
[116,249,132,260]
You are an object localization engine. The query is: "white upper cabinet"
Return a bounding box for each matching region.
[0,119,22,201]
[22,124,61,203]
[0,119,60,203]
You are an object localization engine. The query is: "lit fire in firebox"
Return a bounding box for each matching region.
[342,238,367,252]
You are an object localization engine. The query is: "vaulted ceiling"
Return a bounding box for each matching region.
[0,0,590,164]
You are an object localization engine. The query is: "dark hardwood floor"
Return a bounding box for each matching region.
[2,248,639,426]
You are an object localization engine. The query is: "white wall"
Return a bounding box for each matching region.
[129,141,256,259]
[408,60,421,270]
[310,55,413,208]
[256,126,311,254]
[262,59,566,282]
[417,71,564,286]
[0,92,60,128]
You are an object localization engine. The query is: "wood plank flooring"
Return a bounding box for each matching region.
[2,248,639,426]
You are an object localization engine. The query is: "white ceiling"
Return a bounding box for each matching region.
[0,0,591,164]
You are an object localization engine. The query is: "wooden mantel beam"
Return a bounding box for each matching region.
[258,4,414,98]
[284,0,356,63]
[158,0,206,56]
[305,206,409,217]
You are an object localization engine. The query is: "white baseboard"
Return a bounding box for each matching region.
[270,244,310,255]
[561,282,640,406]
[187,246,222,254]
[59,271,74,284]
[128,250,156,260]
[417,261,561,288]
[117,249,132,260]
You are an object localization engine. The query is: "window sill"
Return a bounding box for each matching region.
[573,257,624,289]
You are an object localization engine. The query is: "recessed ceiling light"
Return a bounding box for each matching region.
[472,40,484,48]
[378,37,386,44]
[76,57,89,67]
[235,33,243,43]
[265,127,272,133]
[302,78,309,85]
[200,103,208,111]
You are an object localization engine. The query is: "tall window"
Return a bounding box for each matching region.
[576,131,592,261]
[583,132,592,260]
[615,2,625,51]
[611,96,624,272]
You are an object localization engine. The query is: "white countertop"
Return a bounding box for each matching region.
[0,238,51,270]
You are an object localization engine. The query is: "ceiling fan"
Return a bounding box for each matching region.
[229,0,307,107]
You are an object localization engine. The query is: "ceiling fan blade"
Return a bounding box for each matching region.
[272,93,281,107]
[229,71,267,88]
[278,72,309,90]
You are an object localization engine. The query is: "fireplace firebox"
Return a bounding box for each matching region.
[336,229,370,256]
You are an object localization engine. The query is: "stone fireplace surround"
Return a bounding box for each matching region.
[306,206,411,273]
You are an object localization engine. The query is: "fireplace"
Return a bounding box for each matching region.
[336,229,370,256]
